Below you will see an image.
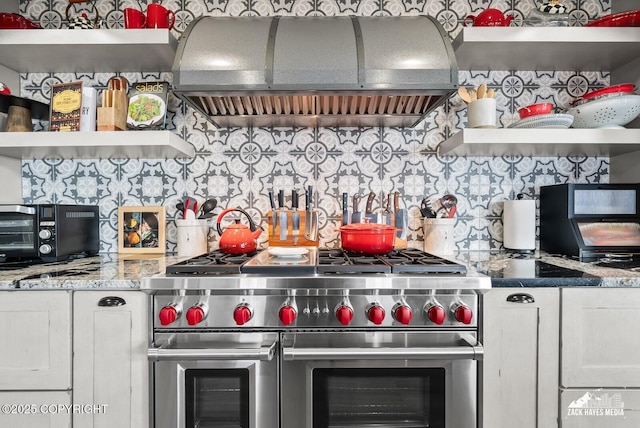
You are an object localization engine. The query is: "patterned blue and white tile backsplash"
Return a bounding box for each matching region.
[19,0,612,253]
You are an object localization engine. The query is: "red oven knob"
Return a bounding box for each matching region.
[279,305,297,326]
[453,304,473,325]
[233,304,253,326]
[366,304,385,325]
[186,306,206,326]
[159,306,178,326]
[335,305,354,326]
[393,304,413,325]
[425,303,446,325]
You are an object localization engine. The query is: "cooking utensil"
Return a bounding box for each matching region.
[351,194,362,223]
[458,86,472,104]
[341,192,349,226]
[199,198,217,218]
[216,207,263,254]
[278,190,288,241]
[437,194,458,218]
[393,191,408,239]
[420,198,436,218]
[476,83,487,99]
[468,88,477,102]
[364,191,376,223]
[304,185,318,242]
[383,193,393,225]
[292,190,300,245]
[486,88,495,99]
[270,191,278,238]
[566,95,640,128]
[107,76,129,92]
[338,223,397,255]
[182,196,198,220]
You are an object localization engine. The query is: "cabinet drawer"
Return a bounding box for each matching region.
[0,291,71,390]
[561,288,640,387]
[561,389,639,427]
[0,390,71,428]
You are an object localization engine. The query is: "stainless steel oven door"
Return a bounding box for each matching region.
[149,332,278,428]
[281,331,482,428]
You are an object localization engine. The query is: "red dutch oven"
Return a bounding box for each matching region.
[338,223,397,255]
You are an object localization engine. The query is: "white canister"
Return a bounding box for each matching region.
[176,218,209,257]
[503,199,536,252]
[467,98,497,128]
[423,218,455,255]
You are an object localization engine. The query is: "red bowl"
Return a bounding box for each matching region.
[0,13,42,29]
[571,83,637,107]
[517,103,553,119]
[585,10,640,27]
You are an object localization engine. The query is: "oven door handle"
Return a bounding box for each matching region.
[283,337,483,361]
[148,340,277,362]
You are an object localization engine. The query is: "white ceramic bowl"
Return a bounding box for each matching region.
[567,94,640,128]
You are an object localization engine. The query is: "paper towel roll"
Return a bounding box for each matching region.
[503,200,535,251]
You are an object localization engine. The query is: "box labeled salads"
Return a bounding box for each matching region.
[127,81,169,130]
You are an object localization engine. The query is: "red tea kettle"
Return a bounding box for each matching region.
[464,8,514,27]
[216,208,263,254]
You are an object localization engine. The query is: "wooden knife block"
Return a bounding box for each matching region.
[97,89,127,131]
[268,210,319,247]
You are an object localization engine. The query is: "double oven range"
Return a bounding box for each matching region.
[142,248,491,428]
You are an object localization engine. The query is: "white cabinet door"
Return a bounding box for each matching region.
[483,288,559,428]
[561,389,639,427]
[0,391,71,428]
[0,291,71,390]
[562,288,640,387]
[73,291,149,428]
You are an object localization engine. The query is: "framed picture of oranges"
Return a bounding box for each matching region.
[117,206,166,254]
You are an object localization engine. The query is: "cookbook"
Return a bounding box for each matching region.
[126,81,169,130]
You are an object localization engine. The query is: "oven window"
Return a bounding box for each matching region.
[185,369,249,428]
[313,368,445,428]
[0,217,35,250]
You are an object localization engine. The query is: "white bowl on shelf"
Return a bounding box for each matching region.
[566,94,640,128]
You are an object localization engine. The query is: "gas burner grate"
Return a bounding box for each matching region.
[166,250,257,275]
[317,249,391,274]
[378,249,466,274]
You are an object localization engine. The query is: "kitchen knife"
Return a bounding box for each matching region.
[394,191,408,239]
[278,190,288,241]
[269,191,278,237]
[304,187,311,239]
[364,191,376,223]
[304,185,318,242]
[342,192,349,226]
[351,194,362,223]
[292,190,300,245]
[383,193,393,225]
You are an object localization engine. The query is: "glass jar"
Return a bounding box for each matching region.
[525,1,570,27]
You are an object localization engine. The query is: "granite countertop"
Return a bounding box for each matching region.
[0,253,189,289]
[1,250,639,289]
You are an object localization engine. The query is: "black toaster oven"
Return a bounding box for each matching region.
[0,204,100,262]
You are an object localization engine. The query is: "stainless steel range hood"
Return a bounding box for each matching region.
[172,16,458,128]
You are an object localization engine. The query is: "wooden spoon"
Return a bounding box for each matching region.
[457,86,472,104]
[468,88,477,102]
[477,83,487,99]
[486,88,495,99]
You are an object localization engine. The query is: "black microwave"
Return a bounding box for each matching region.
[0,204,100,262]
